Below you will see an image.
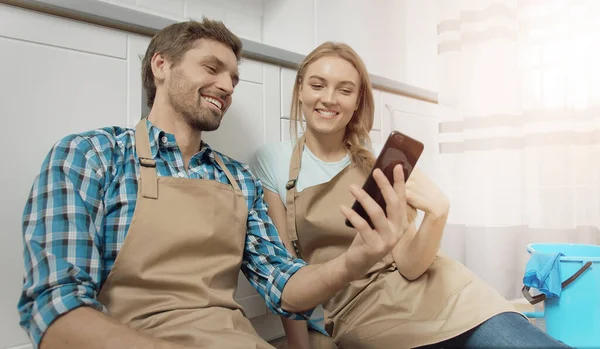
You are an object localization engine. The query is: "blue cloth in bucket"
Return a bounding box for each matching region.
[523,251,564,298]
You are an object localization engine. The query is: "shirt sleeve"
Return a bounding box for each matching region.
[249,143,280,194]
[18,135,106,348]
[241,178,313,320]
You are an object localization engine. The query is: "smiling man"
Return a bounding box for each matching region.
[18,18,409,349]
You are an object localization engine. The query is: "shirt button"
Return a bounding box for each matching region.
[161,136,168,144]
[177,172,186,178]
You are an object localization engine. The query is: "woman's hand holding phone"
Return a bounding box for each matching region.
[405,167,450,219]
[340,164,409,280]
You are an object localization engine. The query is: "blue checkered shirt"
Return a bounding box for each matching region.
[18,119,311,348]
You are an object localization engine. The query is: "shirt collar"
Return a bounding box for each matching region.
[145,119,216,164]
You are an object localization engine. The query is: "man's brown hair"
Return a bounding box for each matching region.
[141,18,243,108]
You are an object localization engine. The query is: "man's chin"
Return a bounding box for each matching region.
[190,117,221,132]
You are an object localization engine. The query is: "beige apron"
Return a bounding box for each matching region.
[97,119,274,349]
[286,136,518,349]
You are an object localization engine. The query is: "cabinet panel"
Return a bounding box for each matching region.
[202,80,264,163]
[127,34,151,126]
[239,59,264,84]
[234,271,266,318]
[280,118,306,141]
[264,64,282,144]
[0,3,126,58]
[370,130,382,147]
[0,35,127,349]
[380,93,441,184]
[372,89,382,131]
[280,68,297,118]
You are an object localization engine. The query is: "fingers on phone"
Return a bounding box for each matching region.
[341,204,380,247]
[350,184,387,227]
[374,168,404,227]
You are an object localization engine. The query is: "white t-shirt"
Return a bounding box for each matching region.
[250,141,352,205]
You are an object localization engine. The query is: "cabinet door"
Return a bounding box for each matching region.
[0,4,128,348]
[380,93,442,184]
[127,34,151,126]
[203,59,280,163]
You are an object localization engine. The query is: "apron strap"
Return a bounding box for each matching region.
[213,153,241,192]
[135,119,158,199]
[285,135,305,257]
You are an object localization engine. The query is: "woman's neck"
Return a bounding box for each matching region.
[303,129,347,162]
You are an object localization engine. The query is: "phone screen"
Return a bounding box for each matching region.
[345,131,424,229]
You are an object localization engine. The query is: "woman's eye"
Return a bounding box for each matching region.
[311,84,324,89]
[341,89,353,94]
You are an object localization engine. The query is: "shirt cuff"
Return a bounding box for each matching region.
[22,285,103,349]
[265,258,314,320]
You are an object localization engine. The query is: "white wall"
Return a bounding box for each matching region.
[99,0,413,87]
[262,0,315,55]
[263,0,407,84]
[403,0,439,92]
[106,0,264,41]
[85,1,441,93]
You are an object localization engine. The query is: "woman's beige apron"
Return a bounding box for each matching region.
[285,136,518,348]
[97,119,274,349]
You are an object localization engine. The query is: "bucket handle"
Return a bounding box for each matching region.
[522,261,593,305]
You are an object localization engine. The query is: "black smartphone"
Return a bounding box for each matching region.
[345,131,424,229]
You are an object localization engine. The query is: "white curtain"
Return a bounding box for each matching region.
[436,0,600,299]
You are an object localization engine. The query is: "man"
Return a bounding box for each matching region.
[18,18,409,349]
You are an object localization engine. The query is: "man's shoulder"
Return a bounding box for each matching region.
[54,126,133,147]
[49,126,134,164]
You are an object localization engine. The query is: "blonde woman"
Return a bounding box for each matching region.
[250,42,569,349]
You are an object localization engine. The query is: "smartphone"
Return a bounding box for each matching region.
[345,131,424,229]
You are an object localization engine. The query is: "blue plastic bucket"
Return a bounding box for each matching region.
[522,243,600,348]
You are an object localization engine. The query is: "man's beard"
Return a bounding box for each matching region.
[167,71,223,132]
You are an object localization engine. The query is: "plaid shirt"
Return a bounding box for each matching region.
[18,119,311,348]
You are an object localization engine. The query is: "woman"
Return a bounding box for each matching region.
[250,42,569,349]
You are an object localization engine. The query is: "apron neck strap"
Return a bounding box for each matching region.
[135,118,158,199]
[285,135,305,255]
[213,152,241,192]
[135,119,242,195]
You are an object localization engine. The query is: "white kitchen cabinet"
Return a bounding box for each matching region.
[380,92,443,184]
[0,4,128,349]
[127,34,152,126]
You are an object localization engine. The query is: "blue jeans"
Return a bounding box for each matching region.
[416,312,571,348]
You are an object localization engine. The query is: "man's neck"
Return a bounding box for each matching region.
[147,103,201,171]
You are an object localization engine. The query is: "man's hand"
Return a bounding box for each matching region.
[341,165,409,280]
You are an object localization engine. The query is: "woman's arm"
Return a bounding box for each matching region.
[263,188,312,349]
[391,209,448,280]
[390,168,450,280]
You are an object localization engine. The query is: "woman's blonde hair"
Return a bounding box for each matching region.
[290,42,375,174]
[290,41,417,223]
